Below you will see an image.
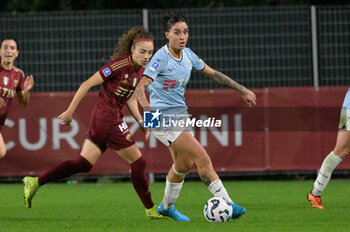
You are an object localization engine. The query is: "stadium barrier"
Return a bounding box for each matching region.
[0,86,348,176]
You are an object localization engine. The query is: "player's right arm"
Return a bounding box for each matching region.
[58,72,103,126]
[134,76,153,111]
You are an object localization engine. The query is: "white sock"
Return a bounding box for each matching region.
[208,179,233,203]
[311,151,342,196]
[161,179,184,209]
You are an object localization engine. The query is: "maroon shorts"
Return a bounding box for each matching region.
[86,117,135,152]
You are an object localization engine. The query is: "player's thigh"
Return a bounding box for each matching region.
[168,146,193,173]
[171,130,211,165]
[0,132,6,157]
[334,130,350,158]
[115,144,142,164]
[80,139,103,165]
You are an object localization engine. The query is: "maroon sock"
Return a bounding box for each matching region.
[38,155,92,186]
[130,156,154,209]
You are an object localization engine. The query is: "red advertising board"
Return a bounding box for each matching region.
[0,86,348,176]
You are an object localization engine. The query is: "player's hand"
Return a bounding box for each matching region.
[0,97,6,109]
[241,89,257,107]
[58,110,73,126]
[144,128,150,140]
[24,75,34,92]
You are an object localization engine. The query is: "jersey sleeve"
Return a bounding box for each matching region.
[98,61,117,82]
[143,51,165,80]
[188,49,205,71]
[16,70,25,92]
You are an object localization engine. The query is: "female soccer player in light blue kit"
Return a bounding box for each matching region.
[308,88,350,209]
[135,12,256,221]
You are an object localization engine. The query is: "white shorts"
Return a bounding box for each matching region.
[151,118,194,147]
[339,89,350,131]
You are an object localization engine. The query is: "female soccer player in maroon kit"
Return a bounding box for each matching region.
[0,38,34,159]
[23,27,165,219]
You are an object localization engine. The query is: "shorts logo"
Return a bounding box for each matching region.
[149,62,159,72]
[118,122,129,133]
[143,109,162,128]
[102,68,111,77]
[126,133,132,142]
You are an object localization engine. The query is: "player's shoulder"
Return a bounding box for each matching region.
[109,55,132,72]
[153,45,168,59]
[12,66,25,77]
[183,47,197,57]
[147,46,168,70]
[183,47,192,53]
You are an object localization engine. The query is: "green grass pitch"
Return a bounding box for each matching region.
[1,180,350,232]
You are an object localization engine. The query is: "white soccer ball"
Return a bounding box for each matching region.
[203,197,233,223]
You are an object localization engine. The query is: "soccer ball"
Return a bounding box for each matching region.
[203,197,233,222]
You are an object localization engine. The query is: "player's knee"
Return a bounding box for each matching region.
[130,155,146,171]
[334,147,350,159]
[172,164,190,178]
[74,156,93,173]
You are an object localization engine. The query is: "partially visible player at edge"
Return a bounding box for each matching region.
[307,88,350,209]
[0,38,34,159]
[135,12,257,221]
[22,27,165,219]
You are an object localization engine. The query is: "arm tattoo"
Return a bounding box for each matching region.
[200,172,212,186]
[135,79,152,109]
[209,71,246,94]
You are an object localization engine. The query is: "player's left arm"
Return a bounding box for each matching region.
[17,75,34,108]
[200,64,256,107]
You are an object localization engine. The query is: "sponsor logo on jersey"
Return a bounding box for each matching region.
[102,68,111,77]
[14,79,18,87]
[3,77,9,86]
[149,62,160,72]
[163,80,176,90]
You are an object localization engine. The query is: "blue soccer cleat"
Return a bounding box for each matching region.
[231,202,246,220]
[157,204,190,222]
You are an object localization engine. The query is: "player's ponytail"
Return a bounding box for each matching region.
[110,26,154,60]
[162,12,187,32]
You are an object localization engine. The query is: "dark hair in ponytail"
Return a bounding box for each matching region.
[162,12,187,32]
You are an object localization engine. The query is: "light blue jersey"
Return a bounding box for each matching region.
[143,45,205,116]
[339,88,350,130]
[342,88,350,109]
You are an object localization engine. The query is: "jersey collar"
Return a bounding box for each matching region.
[165,44,183,62]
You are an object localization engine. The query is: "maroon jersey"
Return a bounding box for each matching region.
[95,55,144,122]
[86,55,142,151]
[0,65,25,127]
